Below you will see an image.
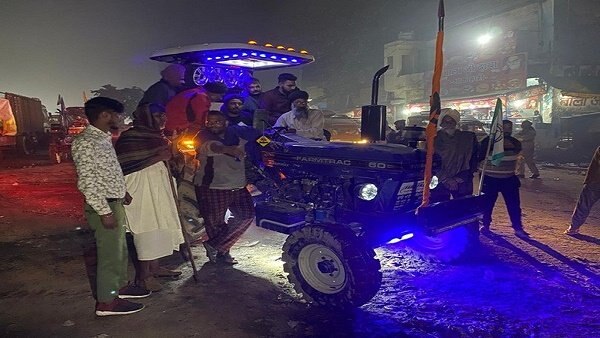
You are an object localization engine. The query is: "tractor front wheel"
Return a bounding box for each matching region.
[282,225,381,308]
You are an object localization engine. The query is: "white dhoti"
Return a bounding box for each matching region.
[124,162,184,261]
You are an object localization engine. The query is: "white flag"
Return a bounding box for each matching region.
[490,98,504,166]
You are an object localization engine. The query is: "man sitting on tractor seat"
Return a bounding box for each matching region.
[274,90,325,141]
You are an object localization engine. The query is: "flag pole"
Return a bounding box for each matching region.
[418,0,445,211]
[477,135,494,195]
[478,98,503,195]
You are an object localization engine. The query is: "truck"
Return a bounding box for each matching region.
[47,107,88,164]
[0,92,46,158]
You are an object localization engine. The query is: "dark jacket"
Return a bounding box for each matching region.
[479,134,522,178]
[140,79,179,107]
[224,112,253,127]
[434,130,479,181]
[259,87,297,125]
[242,93,263,115]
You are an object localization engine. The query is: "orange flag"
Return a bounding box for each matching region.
[419,0,445,210]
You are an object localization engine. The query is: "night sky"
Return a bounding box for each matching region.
[2,0,529,109]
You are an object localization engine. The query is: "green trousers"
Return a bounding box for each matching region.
[84,201,128,303]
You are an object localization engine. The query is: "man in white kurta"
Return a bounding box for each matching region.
[274,90,325,140]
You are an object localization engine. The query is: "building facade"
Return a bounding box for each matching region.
[383,0,600,125]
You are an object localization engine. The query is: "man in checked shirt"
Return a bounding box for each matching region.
[72,97,150,316]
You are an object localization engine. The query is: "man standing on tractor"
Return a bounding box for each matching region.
[241,77,264,117]
[164,82,228,136]
[140,64,186,107]
[221,94,253,126]
[259,73,299,125]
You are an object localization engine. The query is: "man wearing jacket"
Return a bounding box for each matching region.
[479,120,529,237]
[259,73,298,125]
[140,64,185,107]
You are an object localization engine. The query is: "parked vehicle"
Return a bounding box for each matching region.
[47,107,88,164]
[152,42,484,309]
[323,115,361,142]
[0,92,45,158]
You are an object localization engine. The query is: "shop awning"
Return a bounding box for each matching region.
[545,76,600,97]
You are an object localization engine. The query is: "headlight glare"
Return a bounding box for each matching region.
[357,183,378,201]
[429,175,439,190]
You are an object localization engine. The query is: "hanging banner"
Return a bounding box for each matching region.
[425,53,527,98]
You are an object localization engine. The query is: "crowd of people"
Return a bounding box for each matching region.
[71,66,330,316]
[71,66,599,317]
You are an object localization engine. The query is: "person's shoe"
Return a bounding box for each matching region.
[154,266,182,278]
[516,174,525,178]
[217,251,239,265]
[514,229,530,237]
[118,284,151,299]
[203,242,218,263]
[564,226,580,235]
[529,174,540,179]
[142,277,163,292]
[95,298,144,316]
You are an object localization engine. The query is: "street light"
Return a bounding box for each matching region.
[477,34,492,46]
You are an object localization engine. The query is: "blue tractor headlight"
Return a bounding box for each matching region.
[357,183,378,201]
[430,176,439,190]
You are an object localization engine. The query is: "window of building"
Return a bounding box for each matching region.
[400,55,413,75]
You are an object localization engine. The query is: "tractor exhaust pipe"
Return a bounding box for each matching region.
[361,65,390,142]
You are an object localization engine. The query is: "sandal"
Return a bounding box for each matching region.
[154,266,182,278]
[142,277,163,292]
[217,252,238,265]
[203,242,218,263]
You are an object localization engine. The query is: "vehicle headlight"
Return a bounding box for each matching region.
[429,175,439,190]
[357,183,378,201]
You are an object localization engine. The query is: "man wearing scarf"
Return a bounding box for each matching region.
[114,104,184,291]
[274,90,325,140]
